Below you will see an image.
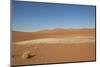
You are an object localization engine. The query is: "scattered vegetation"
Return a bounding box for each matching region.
[21,51,32,59]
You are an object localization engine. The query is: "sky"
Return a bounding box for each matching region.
[12,1,96,32]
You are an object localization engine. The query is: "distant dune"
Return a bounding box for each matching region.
[12,28,95,42]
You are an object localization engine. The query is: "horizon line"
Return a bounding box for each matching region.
[12,28,96,32]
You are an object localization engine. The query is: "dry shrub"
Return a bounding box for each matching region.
[21,51,31,59]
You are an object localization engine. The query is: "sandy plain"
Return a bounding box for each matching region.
[12,29,96,66]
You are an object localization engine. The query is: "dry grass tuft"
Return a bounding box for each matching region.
[21,51,32,59]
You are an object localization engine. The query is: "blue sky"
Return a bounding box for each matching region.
[12,1,96,32]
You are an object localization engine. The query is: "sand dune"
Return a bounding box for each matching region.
[12,29,95,42]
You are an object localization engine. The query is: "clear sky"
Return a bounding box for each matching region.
[12,1,96,32]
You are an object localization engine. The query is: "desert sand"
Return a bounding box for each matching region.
[12,29,96,66]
